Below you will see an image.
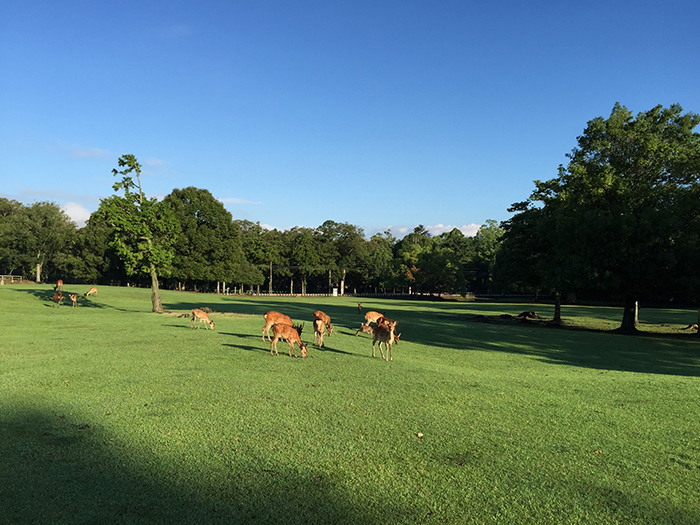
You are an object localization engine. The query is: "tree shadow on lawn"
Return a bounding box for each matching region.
[411,310,700,377]
[16,287,112,310]
[0,409,389,525]
[165,296,700,376]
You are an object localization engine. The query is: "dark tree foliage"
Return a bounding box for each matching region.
[499,103,700,333]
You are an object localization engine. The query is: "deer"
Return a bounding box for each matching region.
[364,310,385,325]
[372,320,398,361]
[54,279,63,292]
[271,323,307,358]
[52,292,64,306]
[85,286,97,297]
[191,308,215,330]
[68,293,78,307]
[313,318,326,348]
[262,311,296,342]
[312,310,334,337]
[356,321,401,344]
[357,303,363,314]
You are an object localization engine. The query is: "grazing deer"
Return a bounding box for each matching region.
[191,308,215,330]
[68,293,78,307]
[372,320,398,361]
[312,310,334,336]
[52,292,64,306]
[85,286,97,297]
[313,318,326,348]
[271,323,307,358]
[357,303,362,313]
[364,311,384,325]
[54,279,63,292]
[356,322,401,344]
[262,311,295,342]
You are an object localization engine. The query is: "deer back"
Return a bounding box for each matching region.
[365,311,384,324]
[273,323,303,344]
[264,311,294,326]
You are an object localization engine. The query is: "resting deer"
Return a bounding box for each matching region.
[313,319,326,348]
[52,292,64,306]
[312,310,334,336]
[262,311,295,341]
[271,323,307,358]
[68,293,78,307]
[191,308,215,330]
[54,279,63,292]
[85,286,97,297]
[372,320,398,361]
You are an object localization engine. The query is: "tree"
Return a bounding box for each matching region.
[97,155,179,313]
[24,202,76,283]
[523,103,700,333]
[164,187,256,291]
[0,198,31,277]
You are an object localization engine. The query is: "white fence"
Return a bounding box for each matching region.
[0,275,23,284]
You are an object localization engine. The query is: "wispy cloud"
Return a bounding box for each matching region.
[71,147,111,159]
[220,197,263,205]
[162,24,194,38]
[144,157,165,166]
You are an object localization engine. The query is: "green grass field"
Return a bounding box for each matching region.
[1,284,698,524]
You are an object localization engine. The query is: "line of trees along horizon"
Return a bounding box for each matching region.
[0,192,503,297]
[1,102,698,333]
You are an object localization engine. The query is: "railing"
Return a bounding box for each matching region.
[0,275,23,284]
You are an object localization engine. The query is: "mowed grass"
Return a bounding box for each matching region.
[1,285,698,524]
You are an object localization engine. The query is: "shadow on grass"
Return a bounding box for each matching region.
[16,287,111,310]
[0,409,384,525]
[218,297,700,377]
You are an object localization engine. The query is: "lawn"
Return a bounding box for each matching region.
[1,285,698,524]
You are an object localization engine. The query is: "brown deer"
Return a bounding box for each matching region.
[52,292,64,306]
[68,293,78,307]
[262,311,295,341]
[191,308,215,330]
[364,311,385,325]
[357,303,363,313]
[356,322,401,344]
[313,318,326,348]
[54,279,63,292]
[372,320,398,361]
[312,310,334,336]
[271,323,307,358]
[85,286,98,297]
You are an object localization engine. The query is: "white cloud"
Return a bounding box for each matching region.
[427,223,481,237]
[62,202,92,227]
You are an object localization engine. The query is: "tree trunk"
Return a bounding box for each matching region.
[553,291,562,325]
[340,268,346,296]
[269,262,273,294]
[290,278,293,295]
[35,261,42,284]
[150,265,164,313]
[616,295,640,334]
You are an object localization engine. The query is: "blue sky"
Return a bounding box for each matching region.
[2,1,699,238]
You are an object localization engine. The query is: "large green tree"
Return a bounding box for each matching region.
[97,155,179,313]
[519,103,700,333]
[164,187,258,292]
[23,202,76,283]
